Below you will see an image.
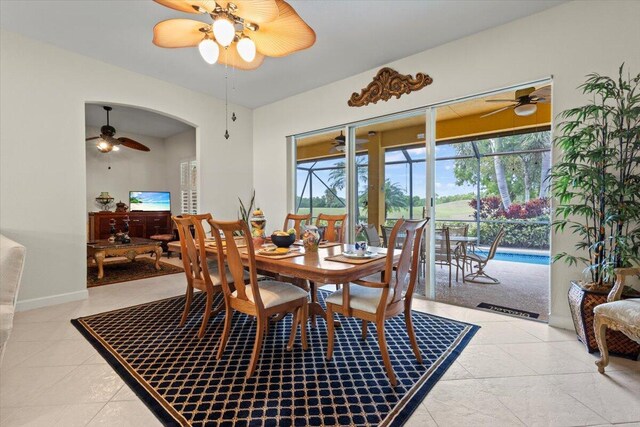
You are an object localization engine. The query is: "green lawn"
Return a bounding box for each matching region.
[297,199,474,222]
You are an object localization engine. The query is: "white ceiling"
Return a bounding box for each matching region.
[1,0,564,109]
[85,103,193,139]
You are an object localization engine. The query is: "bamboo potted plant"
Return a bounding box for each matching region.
[551,64,640,357]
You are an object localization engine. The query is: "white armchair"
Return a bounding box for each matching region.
[594,267,640,373]
[0,234,26,363]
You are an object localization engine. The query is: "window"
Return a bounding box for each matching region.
[180,159,197,214]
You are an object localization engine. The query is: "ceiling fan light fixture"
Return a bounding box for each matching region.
[236,36,256,62]
[514,103,537,117]
[97,140,112,153]
[198,37,219,64]
[112,145,120,151]
[213,16,235,47]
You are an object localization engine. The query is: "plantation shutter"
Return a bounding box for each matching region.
[180,159,198,214]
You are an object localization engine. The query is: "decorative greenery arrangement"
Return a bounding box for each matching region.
[552,64,640,288]
[238,189,256,224]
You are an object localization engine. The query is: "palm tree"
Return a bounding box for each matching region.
[489,138,512,209]
[383,180,408,217]
[328,158,368,221]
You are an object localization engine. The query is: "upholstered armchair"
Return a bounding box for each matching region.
[0,234,26,364]
[594,267,640,373]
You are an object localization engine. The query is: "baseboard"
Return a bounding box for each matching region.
[16,290,88,312]
[548,314,575,331]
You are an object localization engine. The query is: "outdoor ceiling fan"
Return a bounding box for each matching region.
[86,106,151,153]
[329,131,368,154]
[481,85,551,118]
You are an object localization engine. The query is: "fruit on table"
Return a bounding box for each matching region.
[272,230,290,236]
[275,247,288,254]
[287,228,296,235]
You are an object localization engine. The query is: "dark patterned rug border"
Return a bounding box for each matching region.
[71,291,479,427]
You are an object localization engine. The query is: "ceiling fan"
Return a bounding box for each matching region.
[329,131,368,154]
[86,106,151,153]
[481,85,551,118]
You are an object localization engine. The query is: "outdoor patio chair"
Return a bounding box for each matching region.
[363,224,382,246]
[448,224,470,277]
[464,226,506,284]
[435,227,455,287]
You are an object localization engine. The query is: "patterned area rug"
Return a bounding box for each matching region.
[72,291,479,426]
[87,257,184,287]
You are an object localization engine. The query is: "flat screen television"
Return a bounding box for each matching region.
[129,191,171,212]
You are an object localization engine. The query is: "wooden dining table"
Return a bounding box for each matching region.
[168,240,401,324]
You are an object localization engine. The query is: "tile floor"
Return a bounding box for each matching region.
[1,261,639,427]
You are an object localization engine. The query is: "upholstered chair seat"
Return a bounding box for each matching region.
[594,299,640,336]
[326,284,395,313]
[232,280,308,309]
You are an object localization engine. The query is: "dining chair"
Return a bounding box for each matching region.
[173,214,227,338]
[282,213,311,239]
[435,227,455,287]
[325,218,429,386]
[316,213,347,242]
[465,226,506,284]
[209,218,309,378]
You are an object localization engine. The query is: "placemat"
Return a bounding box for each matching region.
[325,253,386,264]
[242,248,306,260]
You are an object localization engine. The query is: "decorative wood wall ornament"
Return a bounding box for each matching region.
[348,67,433,107]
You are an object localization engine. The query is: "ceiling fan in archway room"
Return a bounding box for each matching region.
[481,85,551,118]
[329,131,369,154]
[86,106,151,153]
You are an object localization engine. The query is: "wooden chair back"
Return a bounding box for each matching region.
[383,218,429,306]
[282,213,311,239]
[207,219,264,309]
[316,213,347,242]
[173,215,213,292]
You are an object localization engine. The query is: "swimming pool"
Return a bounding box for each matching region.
[471,250,550,265]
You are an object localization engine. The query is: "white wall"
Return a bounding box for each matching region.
[252,1,640,329]
[0,31,253,309]
[86,127,169,211]
[165,129,197,214]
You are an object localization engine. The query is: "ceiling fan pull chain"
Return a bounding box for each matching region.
[224,49,230,140]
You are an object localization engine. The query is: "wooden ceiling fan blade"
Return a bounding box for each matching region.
[153,19,208,48]
[530,85,551,99]
[251,0,316,57]
[118,137,151,152]
[86,136,100,141]
[480,105,513,118]
[217,47,265,70]
[153,0,218,14]
[217,0,279,24]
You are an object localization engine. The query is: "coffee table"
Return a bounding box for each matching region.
[87,238,163,280]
